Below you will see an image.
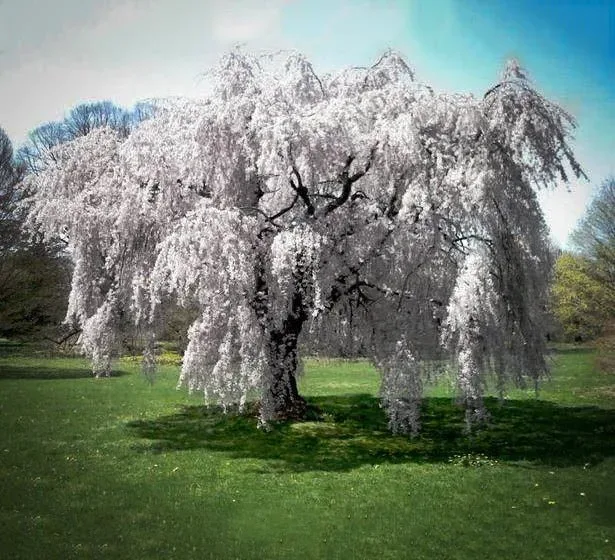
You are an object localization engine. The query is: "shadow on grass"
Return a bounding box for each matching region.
[0,340,32,356]
[126,394,615,472]
[0,364,126,380]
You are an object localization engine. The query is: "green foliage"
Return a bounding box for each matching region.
[120,349,183,367]
[551,252,614,341]
[0,344,614,559]
[555,177,615,344]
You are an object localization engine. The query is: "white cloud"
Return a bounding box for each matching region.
[0,0,288,144]
[209,1,284,43]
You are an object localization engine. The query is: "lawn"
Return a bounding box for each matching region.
[0,342,614,559]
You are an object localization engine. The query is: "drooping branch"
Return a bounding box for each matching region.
[385,176,407,219]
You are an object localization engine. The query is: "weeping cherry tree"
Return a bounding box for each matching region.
[24,51,584,432]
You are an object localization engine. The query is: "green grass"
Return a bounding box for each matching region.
[0,343,614,559]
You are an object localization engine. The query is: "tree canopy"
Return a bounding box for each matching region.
[23,51,583,432]
[551,251,613,342]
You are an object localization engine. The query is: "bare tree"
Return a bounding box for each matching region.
[571,177,615,289]
[18,100,155,173]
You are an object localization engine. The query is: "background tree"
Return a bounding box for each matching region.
[549,178,615,343]
[571,177,615,291]
[551,252,613,342]
[18,100,155,173]
[568,177,615,373]
[24,52,583,432]
[0,127,70,339]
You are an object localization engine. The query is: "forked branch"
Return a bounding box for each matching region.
[324,145,378,216]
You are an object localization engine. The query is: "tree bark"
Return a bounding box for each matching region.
[252,243,310,421]
[260,275,309,420]
[262,325,307,420]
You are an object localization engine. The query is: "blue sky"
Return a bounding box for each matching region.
[0,0,612,246]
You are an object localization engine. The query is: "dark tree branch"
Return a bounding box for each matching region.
[450,234,493,248]
[289,169,315,216]
[286,145,315,217]
[324,145,378,216]
[270,191,300,221]
[44,328,82,346]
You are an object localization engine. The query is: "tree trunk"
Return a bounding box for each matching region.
[252,247,310,421]
[262,327,307,420]
[260,282,309,421]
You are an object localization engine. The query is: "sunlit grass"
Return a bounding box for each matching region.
[0,342,614,559]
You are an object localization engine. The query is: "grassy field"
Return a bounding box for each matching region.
[0,342,614,559]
